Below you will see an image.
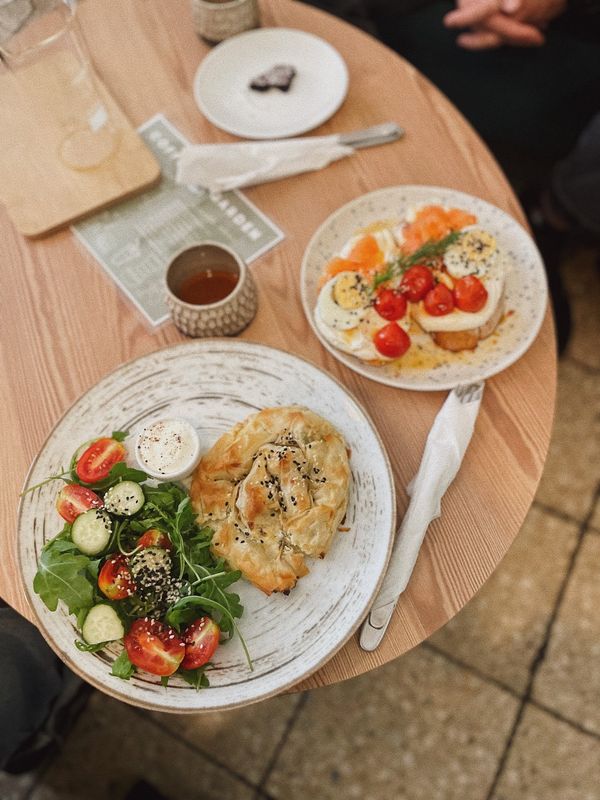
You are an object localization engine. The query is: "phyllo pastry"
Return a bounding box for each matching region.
[190,406,350,595]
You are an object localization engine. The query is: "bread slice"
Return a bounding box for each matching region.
[431,294,505,352]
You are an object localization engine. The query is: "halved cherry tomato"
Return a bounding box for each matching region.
[137,529,172,550]
[400,265,435,302]
[55,483,103,523]
[124,619,185,676]
[181,616,220,670]
[424,284,455,316]
[98,554,136,601]
[374,289,407,321]
[453,275,488,313]
[75,438,126,484]
[373,323,411,359]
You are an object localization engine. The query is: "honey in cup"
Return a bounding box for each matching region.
[165,242,257,337]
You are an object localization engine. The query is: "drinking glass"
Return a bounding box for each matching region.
[0,0,118,170]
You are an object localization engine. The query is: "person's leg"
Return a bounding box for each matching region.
[370,1,600,188]
[551,112,600,239]
[303,0,378,33]
[0,604,87,774]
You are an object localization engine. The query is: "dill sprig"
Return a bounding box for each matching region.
[371,231,462,291]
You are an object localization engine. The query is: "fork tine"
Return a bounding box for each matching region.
[455,382,484,404]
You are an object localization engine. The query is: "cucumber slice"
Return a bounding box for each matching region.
[103,481,145,517]
[72,508,112,555]
[82,604,124,645]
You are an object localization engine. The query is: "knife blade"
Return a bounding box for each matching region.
[359,381,484,652]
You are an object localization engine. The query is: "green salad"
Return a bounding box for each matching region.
[29,431,249,688]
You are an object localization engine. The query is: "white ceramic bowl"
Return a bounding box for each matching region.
[135,417,201,481]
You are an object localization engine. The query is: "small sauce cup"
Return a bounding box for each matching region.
[165,241,258,337]
[135,418,201,482]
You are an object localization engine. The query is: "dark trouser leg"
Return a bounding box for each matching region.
[371,2,600,190]
[552,112,600,238]
[0,605,86,773]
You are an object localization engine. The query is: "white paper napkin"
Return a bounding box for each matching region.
[359,382,484,650]
[394,384,484,593]
[175,135,354,192]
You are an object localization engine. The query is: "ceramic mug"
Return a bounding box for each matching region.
[191,0,259,43]
[165,241,258,337]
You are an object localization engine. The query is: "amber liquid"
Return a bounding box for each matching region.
[177,269,238,305]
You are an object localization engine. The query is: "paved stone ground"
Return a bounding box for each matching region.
[2,250,598,800]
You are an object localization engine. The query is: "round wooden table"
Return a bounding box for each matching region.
[0,0,556,692]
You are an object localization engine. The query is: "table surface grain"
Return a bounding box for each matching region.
[0,0,556,692]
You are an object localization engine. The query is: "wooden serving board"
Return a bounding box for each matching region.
[0,63,160,238]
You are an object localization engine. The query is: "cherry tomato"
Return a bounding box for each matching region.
[75,438,126,484]
[98,554,136,601]
[181,617,220,670]
[374,289,407,321]
[124,619,185,676]
[453,275,488,313]
[55,483,103,523]
[137,529,172,550]
[424,283,455,316]
[373,323,411,359]
[400,265,435,302]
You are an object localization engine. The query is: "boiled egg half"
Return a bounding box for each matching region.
[443,229,499,279]
[316,271,371,331]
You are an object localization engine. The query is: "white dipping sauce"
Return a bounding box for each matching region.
[135,418,200,481]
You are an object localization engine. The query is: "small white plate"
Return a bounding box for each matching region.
[18,341,395,712]
[193,28,349,139]
[301,185,548,391]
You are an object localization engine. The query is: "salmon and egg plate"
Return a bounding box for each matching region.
[314,204,510,362]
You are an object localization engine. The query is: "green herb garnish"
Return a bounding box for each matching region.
[371,231,461,290]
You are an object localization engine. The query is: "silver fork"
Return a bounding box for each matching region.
[454,382,484,404]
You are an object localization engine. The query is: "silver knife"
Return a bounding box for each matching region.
[338,122,404,150]
[359,381,484,652]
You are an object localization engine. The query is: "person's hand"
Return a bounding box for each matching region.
[443,0,567,50]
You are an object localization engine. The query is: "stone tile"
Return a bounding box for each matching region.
[533,532,600,735]
[562,247,600,370]
[29,693,255,800]
[150,693,299,783]
[0,769,38,800]
[266,647,518,800]
[535,360,600,520]
[491,705,600,800]
[430,507,578,694]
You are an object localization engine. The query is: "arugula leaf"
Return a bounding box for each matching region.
[75,462,148,492]
[111,650,136,680]
[86,558,102,581]
[111,431,129,442]
[76,607,89,631]
[75,639,108,653]
[20,470,71,496]
[33,539,95,614]
[160,676,169,688]
[179,667,210,690]
[165,594,249,670]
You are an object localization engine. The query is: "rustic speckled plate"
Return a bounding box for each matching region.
[18,341,395,713]
[301,185,548,390]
